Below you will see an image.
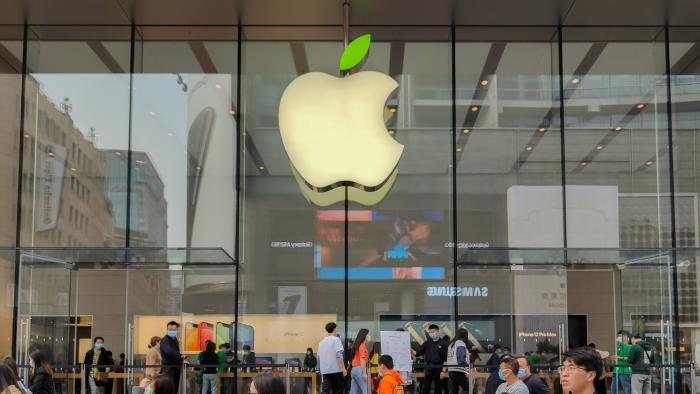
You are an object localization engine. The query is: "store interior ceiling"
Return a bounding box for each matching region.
[0,0,698,26]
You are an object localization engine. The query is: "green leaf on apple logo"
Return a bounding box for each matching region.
[339,34,371,72]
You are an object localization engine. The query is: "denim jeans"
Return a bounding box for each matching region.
[612,373,631,394]
[350,367,368,394]
[202,374,217,394]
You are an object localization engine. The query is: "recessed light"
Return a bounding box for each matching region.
[115,151,121,156]
[636,103,646,109]
[148,111,156,117]
[614,126,623,132]
[259,166,265,170]
[596,144,604,150]
[538,127,546,133]
[167,132,174,137]
[456,147,463,152]
[388,107,397,113]
[388,130,395,135]
[23,133,30,139]
[48,150,55,157]
[70,167,76,172]
[463,128,470,134]
[580,161,588,166]
[571,78,580,85]
[480,80,489,86]
[525,145,533,151]
[645,160,653,166]
[229,109,236,116]
[471,106,479,112]
[215,84,223,90]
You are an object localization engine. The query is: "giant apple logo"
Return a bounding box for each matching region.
[278,34,403,206]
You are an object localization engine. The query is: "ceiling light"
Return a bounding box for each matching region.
[215,84,223,90]
[471,106,479,112]
[480,80,489,86]
[645,160,653,166]
[571,78,580,85]
[525,145,533,151]
[48,150,55,157]
[148,111,156,117]
[596,144,604,150]
[580,161,588,166]
[70,167,76,172]
[388,130,395,135]
[167,132,174,137]
[636,103,646,109]
[538,127,546,133]
[115,151,121,156]
[462,128,470,134]
[229,109,236,116]
[259,166,265,170]
[23,133,30,139]
[388,107,397,113]
[456,147,463,152]
[614,126,623,132]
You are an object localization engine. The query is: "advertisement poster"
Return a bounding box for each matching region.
[277,286,307,314]
[35,144,66,232]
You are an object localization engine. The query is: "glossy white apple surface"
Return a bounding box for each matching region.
[279,71,403,189]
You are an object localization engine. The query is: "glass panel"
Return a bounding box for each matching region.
[0,25,23,357]
[130,26,238,256]
[239,26,346,366]
[21,26,131,248]
[455,27,562,250]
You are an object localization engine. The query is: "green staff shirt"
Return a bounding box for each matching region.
[614,343,632,375]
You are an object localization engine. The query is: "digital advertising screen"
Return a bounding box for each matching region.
[314,210,446,280]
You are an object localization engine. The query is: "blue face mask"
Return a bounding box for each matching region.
[517,369,526,378]
[167,330,178,338]
[498,371,505,381]
[95,343,104,350]
[429,332,438,339]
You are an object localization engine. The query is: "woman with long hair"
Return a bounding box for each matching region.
[445,328,470,394]
[0,364,23,394]
[149,374,175,394]
[349,329,370,394]
[368,342,381,394]
[145,336,162,381]
[2,357,31,394]
[28,350,55,394]
[198,341,219,394]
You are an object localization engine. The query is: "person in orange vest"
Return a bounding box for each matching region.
[377,355,404,394]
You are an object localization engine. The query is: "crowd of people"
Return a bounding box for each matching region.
[0,321,662,394]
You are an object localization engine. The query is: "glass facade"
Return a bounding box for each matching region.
[2,22,700,392]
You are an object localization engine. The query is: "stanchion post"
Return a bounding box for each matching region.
[80,364,86,394]
[285,363,291,394]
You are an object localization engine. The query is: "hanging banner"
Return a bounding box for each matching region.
[35,143,67,232]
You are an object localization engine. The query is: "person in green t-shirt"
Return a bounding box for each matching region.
[217,343,231,394]
[610,330,632,394]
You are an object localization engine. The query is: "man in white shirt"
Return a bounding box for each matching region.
[318,322,347,394]
[494,356,529,394]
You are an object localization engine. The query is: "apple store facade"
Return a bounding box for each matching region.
[4,1,700,392]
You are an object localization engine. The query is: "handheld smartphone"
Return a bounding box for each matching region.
[199,322,214,350]
[185,322,199,352]
[186,107,216,246]
[216,322,230,347]
[280,294,301,314]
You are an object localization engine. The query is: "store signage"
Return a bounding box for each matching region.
[35,143,66,231]
[426,286,489,297]
[279,34,403,206]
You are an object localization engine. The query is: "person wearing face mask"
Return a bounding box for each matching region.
[494,356,528,394]
[443,328,469,394]
[515,356,549,394]
[415,324,448,394]
[28,350,55,394]
[303,348,318,394]
[350,329,371,394]
[376,355,403,394]
[486,345,504,372]
[160,321,186,394]
[84,336,110,394]
[610,331,632,394]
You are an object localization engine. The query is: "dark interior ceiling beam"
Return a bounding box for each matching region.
[289,42,309,75]
[87,41,125,74]
[387,42,405,137]
[0,42,21,73]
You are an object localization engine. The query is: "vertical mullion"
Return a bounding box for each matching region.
[11,22,29,360]
[126,24,135,248]
[558,26,567,250]
[451,24,459,328]
[234,22,243,369]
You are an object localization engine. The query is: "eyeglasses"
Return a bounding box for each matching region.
[558,365,588,374]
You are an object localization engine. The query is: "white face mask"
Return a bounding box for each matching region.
[366,335,372,342]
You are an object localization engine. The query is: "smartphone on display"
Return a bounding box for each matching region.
[280,294,301,314]
[216,322,230,347]
[199,322,214,350]
[230,323,255,351]
[185,322,200,352]
[186,107,216,246]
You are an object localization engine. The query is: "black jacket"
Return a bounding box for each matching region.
[523,374,550,394]
[160,335,183,366]
[29,366,55,394]
[416,337,448,365]
[84,348,111,371]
